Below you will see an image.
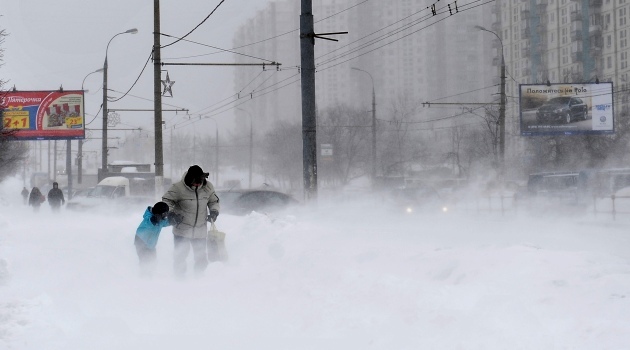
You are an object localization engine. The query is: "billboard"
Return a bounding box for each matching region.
[519,83,613,136]
[1,90,85,140]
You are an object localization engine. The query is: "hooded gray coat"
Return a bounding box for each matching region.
[162,172,220,239]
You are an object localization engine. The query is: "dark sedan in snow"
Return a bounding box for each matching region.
[216,189,299,215]
[536,96,588,124]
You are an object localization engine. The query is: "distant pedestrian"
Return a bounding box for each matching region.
[21,187,29,205]
[134,201,181,277]
[28,187,45,212]
[47,182,65,212]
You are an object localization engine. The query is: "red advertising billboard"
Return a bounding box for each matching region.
[1,90,85,140]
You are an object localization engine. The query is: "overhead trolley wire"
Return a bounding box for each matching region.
[316,2,430,61]
[172,73,302,130]
[425,84,501,103]
[107,51,153,103]
[225,0,370,52]
[160,33,277,63]
[165,0,494,131]
[316,0,493,72]
[85,105,103,126]
[161,0,227,49]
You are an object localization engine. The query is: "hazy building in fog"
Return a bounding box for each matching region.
[493,0,630,171]
[233,0,495,134]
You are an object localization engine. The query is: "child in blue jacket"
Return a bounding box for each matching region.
[134,202,180,275]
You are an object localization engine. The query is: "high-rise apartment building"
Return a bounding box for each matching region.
[233,0,495,135]
[494,0,630,164]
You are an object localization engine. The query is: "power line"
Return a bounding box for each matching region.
[166,2,484,131]
[315,0,471,67]
[221,0,370,53]
[380,121,485,132]
[316,0,493,72]
[166,0,480,130]
[316,2,430,61]
[85,105,103,126]
[426,84,500,103]
[315,11,434,67]
[108,51,152,103]
[107,88,188,110]
[171,74,302,130]
[161,0,227,49]
[376,98,500,125]
[190,66,300,116]
[188,71,299,119]
[160,33,277,63]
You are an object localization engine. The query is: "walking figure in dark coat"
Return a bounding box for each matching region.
[47,182,65,212]
[21,187,29,205]
[28,187,45,212]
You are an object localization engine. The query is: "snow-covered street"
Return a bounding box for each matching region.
[1,177,630,349]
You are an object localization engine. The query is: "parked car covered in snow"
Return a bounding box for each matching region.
[66,176,152,212]
[215,189,299,215]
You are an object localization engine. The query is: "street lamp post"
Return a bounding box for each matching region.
[475,25,506,178]
[351,67,377,185]
[80,68,104,184]
[237,108,253,188]
[208,118,220,187]
[102,28,138,181]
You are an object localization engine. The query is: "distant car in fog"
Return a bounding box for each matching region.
[536,96,588,124]
[385,186,451,214]
[527,171,581,203]
[216,189,299,215]
[66,177,152,212]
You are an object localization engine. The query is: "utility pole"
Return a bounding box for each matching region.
[371,84,376,183]
[154,0,164,199]
[351,67,377,185]
[53,140,57,181]
[215,125,219,187]
[47,140,51,181]
[249,115,253,188]
[77,140,83,184]
[475,25,505,180]
[102,56,108,181]
[300,0,317,201]
[499,55,506,179]
[38,141,42,171]
[66,140,72,200]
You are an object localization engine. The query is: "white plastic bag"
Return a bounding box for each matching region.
[207,221,228,262]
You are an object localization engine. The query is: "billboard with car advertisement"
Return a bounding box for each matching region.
[0,90,85,140]
[519,82,613,136]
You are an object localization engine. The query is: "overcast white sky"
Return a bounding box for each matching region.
[1,0,272,154]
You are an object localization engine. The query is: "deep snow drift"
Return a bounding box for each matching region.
[1,176,630,349]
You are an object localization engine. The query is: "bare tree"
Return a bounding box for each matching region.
[377,94,428,177]
[258,120,302,190]
[0,26,29,182]
[318,104,370,186]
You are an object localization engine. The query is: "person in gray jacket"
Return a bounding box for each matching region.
[162,165,220,277]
